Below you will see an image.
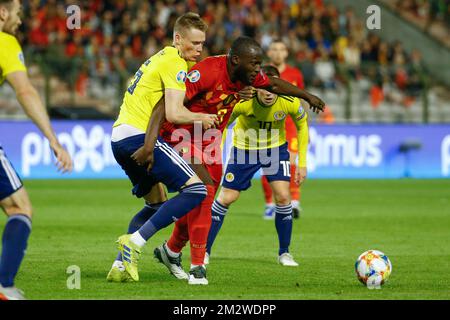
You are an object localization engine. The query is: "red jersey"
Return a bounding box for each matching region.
[278,64,305,152]
[161,55,270,148]
[279,64,304,89]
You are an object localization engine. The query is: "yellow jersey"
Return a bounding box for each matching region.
[114,46,188,132]
[228,95,309,166]
[0,31,27,85]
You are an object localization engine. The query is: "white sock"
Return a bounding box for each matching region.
[112,260,125,271]
[164,243,180,258]
[291,200,299,209]
[130,231,146,247]
[266,202,275,208]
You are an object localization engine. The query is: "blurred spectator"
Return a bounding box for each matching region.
[9,0,431,122]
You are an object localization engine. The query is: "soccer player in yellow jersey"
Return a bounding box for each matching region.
[0,0,72,300]
[109,13,218,283]
[206,65,309,267]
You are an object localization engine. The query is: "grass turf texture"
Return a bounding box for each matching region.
[2,179,449,300]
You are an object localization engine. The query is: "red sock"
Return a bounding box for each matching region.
[261,175,273,204]
[290,164,300,201]
[166,214,190,253]
[188,185,215,265]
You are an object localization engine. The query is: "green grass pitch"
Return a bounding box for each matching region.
[2,179,449,300]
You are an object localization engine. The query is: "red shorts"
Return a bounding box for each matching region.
[168,140,223,192]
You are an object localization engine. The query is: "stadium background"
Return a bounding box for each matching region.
[1,0,450,179]
[1,0,450,300]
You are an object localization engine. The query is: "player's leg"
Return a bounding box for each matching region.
[269,180,298,266]
[0,151,32,300]
[261,175,275,219]
[206,186,240,259]
[108,183,168,282]
[165,161,213,254]
[206,147,260,261]
[289,150,301,219]
[156,162,213,281]
[112,136,207,281]
[185,163,220,285]
[264,143,298,266]
[285,119,301,218]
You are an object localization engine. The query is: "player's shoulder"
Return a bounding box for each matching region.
[285,64,300,72]
[0,31,21,50]
[0,31,17,42]
[285,64,303,75]
[276,95,301,112]
[157,46,187,67]
[193,55,226,69]
[278,95,299,105]
[235,97,254,110]
[186,55,225,86]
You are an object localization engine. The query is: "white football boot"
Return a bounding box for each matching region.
[278,253,299,267]
[0,285,26,300]
[188,265,208,285]
[153,242,189,280]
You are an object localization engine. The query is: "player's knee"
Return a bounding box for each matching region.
[3,200,33,218]
[217,188,239,207]
[143,183,167,203]
[185,175,203,186]
[274,191,291,206]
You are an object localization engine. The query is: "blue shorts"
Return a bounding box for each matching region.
[222,143,291,191]
[0,146,23,201]
[111,135,195,198]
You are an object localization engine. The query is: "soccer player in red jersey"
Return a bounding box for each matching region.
[135,36,325,285]
[262,39,306,219]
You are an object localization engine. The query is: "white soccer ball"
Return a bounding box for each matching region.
[355,250,392,289]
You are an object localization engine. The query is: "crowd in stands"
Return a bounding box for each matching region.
[8,0,435,121]
[381,0,450,48]
[394,0,450,28]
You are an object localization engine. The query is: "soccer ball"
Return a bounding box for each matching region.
[355,250,392,289]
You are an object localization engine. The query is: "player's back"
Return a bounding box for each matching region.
[0,31,27,86]
[114,46,188,132]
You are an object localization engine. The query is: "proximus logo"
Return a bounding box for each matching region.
[21,125,117,176]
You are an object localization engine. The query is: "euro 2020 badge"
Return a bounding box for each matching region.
[187,70,201,83]
[176,70,187,83]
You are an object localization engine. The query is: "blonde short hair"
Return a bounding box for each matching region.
[174,12,208,36]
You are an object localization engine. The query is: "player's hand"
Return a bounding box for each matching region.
[50,141,73,173]
[201,114,219,130]
[131,146,154,172]
[237,86,254,101]
[295,166,307,185]
[306,94,325,113]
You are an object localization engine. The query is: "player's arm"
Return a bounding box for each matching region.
[291,104,309,185]
[6,71,72,172]
[131,98,166,171]
[165,88,216,128]
[160,60,217,128]
[258,75,325,113]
